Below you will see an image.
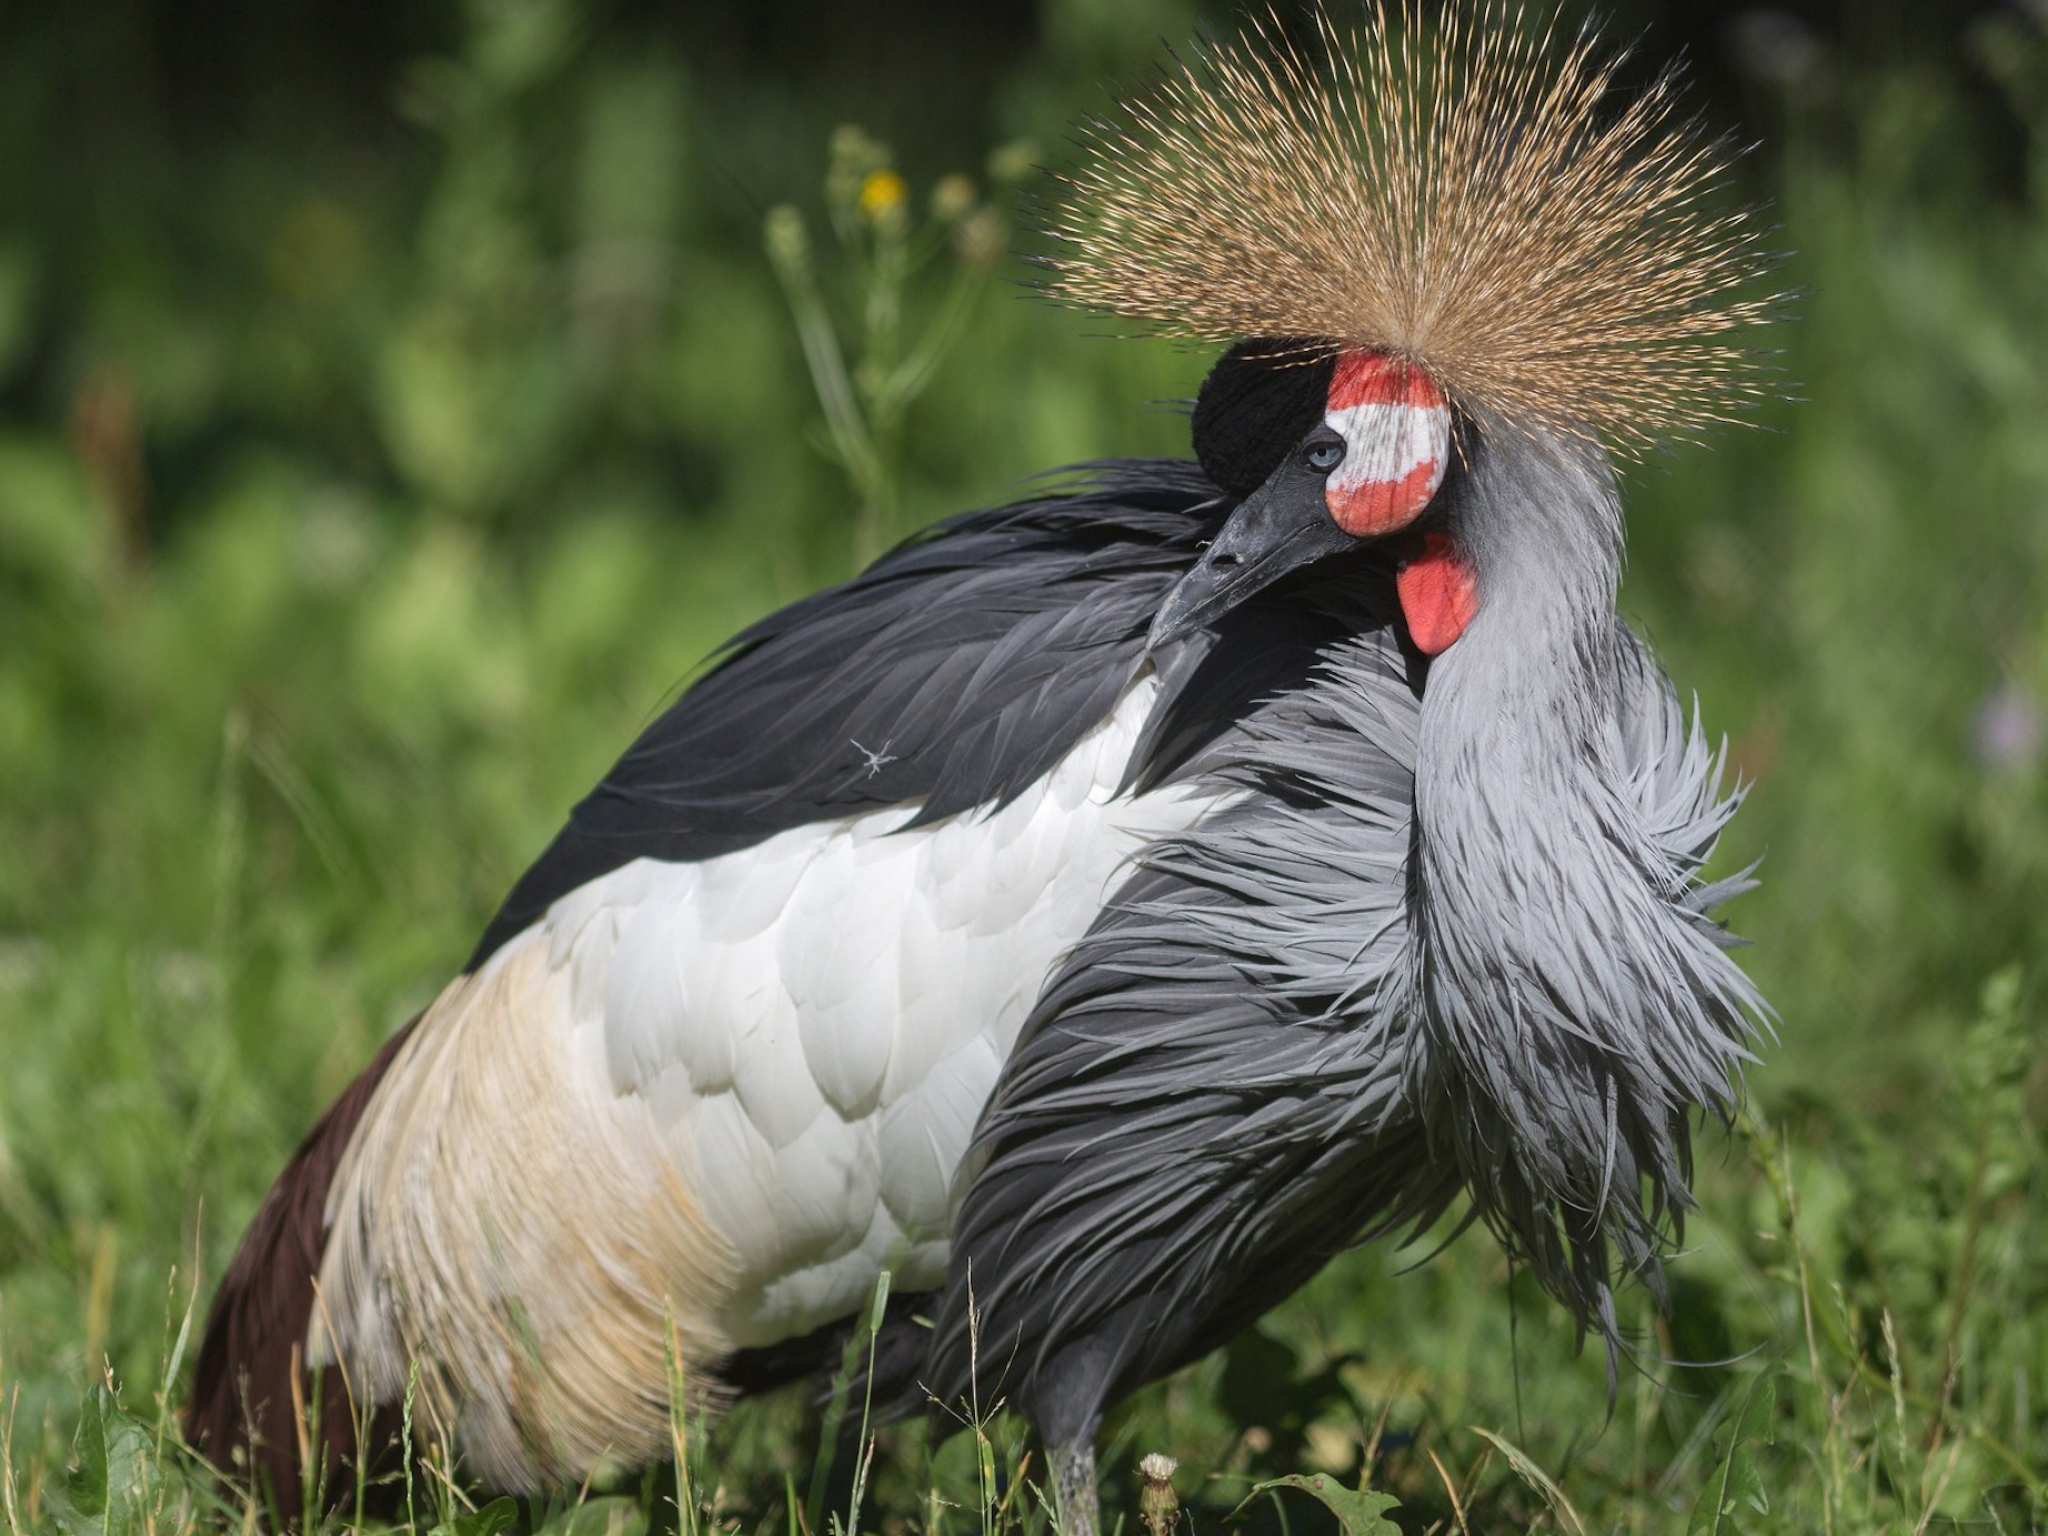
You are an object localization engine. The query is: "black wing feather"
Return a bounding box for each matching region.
[470,461,1220,968]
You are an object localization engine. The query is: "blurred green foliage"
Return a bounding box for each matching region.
[1,0,2047,1531]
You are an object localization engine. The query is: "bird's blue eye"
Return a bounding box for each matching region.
[1304,440,1344,472]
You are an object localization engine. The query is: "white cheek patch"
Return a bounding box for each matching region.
[1321,399,1451,535]
[1326,402,1449,494]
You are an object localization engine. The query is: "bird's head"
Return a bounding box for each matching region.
[1049,2,1782,656]
[1151,338,1463,653]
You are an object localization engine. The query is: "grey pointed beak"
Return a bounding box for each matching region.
[1148,458,1356,650]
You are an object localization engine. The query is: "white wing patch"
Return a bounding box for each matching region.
[315,671,1222,1486]
[578,670,1216,1345]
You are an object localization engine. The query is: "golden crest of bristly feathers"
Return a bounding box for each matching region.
[1044,2,1781,455]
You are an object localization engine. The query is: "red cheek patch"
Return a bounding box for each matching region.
[1330,457,1447,536]
[1328,352,1446,412]
[1323,352,1451,536]
[1397,532,1479,655]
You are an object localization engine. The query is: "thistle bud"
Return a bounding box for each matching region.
[1138,1453,1179,1536]
[930,173,976,224]
[827,124,885,211]
[986,138,1037,186]
[951,207,1005,268]
[763,205,809,275]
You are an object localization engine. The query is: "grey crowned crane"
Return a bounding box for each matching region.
[186,4,1781,1529]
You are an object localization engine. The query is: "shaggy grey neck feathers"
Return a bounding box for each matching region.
[923,430,1765,1442]
[1408,430,1765,1342]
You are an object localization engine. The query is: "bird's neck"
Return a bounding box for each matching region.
[1403,429,1718,1335]
[1413,432,1627,851]
[1430,426,1625,704]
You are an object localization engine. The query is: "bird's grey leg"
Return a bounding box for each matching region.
[1049,1438,1100,1536]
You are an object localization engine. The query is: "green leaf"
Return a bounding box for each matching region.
[1240,1473,1401,1536]
[64,1387,111,1520]
[1689,1373,1778,1535]
[1469,1430,1587,1536]
[532,1495,649,1535]
[438,1495,522,1536]
[53,1385,152,1536]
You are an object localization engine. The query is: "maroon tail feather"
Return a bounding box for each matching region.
[185,1016,419,1523]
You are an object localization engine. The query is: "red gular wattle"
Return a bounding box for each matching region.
[1397,531,1479,654]
[1322,352,1452,536]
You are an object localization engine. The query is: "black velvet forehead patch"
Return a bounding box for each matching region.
[1191,338,1340,497]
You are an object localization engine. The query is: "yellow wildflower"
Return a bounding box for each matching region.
[859,170,908,223]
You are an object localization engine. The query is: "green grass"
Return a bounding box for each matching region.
[3,0,2048,1530]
